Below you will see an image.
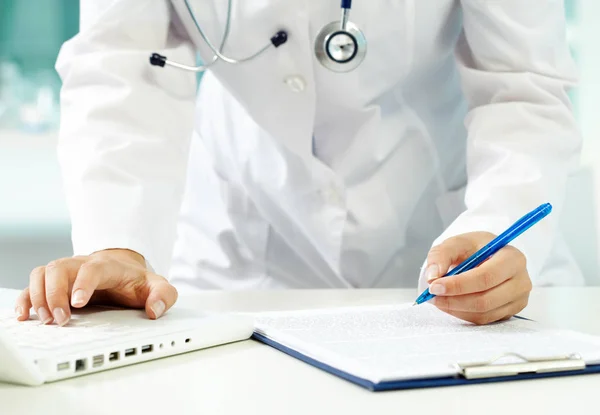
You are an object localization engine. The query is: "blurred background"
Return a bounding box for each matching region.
[0,1,598,289]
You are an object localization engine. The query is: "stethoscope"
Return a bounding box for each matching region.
[149,0,366,73]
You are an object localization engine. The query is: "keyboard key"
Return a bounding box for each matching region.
[0,311,149,351]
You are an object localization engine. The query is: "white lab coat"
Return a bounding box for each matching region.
[55,0,584,292]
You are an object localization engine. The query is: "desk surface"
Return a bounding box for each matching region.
[1,288,599,415]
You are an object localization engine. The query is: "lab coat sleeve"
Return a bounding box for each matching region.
[419,1,581,289]
[55,1,197,276]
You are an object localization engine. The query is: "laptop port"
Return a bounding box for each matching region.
[109,352,119,362]
[141,344,153,354]
[75,359,86,372]
[125,348,137,357]
[57,362,70,371]
[185,338,191,343]
[93,355,104,368]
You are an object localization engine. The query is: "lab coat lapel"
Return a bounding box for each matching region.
[170,0,316,160]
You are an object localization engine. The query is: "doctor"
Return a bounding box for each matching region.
[15,0,582,327]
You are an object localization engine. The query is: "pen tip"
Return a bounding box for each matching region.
[412,302,417,307]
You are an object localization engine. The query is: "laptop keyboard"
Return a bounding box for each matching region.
[0,311,148,351]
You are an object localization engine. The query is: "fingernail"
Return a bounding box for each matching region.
[37,307,53,325]
[151,300,166,318]
[14,306,23,318]
[72,289,86,306]
[53,308,69,327]
[426,264,440,282]
[429,283,446,295]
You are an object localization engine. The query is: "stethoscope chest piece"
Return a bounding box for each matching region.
[315,21,366,73]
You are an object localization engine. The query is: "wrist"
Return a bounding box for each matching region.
[90,248,146,268]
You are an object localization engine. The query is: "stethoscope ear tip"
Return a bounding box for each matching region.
[271,31,288,48]
[149,53,167,68]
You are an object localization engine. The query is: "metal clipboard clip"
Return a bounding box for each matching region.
[455,352,586,380]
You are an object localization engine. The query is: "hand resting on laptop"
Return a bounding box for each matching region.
[14,249,177,327]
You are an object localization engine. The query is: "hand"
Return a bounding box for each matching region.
[424,232,532,325]
[14,249,178,326]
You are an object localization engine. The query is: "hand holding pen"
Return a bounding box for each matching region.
[414,203,552,325]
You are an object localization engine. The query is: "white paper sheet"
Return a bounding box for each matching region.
[254,303,600,382]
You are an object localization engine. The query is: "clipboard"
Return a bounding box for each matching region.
[252,333,600,392]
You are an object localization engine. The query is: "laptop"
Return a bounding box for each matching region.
[0,305,255,386]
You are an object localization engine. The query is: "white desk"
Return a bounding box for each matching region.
[1,288,599,415]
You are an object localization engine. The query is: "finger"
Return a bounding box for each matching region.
[425,235,478,282]
[144,274,178,319]
[29,266,53,324]
[73,258,147,308]
[15,287,32,321]
[436,294,530,325]
[45,259,79,326]
[429,247,526,296]
[71,260,115,308]
[433,274,531,313]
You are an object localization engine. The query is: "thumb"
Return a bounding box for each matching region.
[425,235,476,283]
[144,274,178,319]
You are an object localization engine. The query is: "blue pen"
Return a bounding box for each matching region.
[413,203,553,306]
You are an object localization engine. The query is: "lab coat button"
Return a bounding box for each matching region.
[284,75,306,93]
[324,187,343,205]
